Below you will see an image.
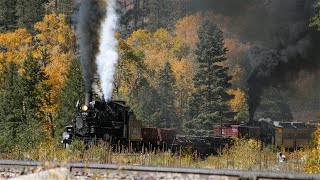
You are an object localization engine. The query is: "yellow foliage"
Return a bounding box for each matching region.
[0,14,75,138]
[175,13,250,89]
[171,59,195,92]
[127,29,151,48]
[116,37,142,96]
[171,59,195,114]
[34,13,75,116]
[118,27,195,112]
[230,64,246,86]
[0,28,33,71]
[224,38,250,87]
[305,124,320,173]
[227,88,248,120]
[175,13,203,53]
[126,28,186,87]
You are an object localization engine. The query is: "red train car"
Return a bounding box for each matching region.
[212,124,240,138]
[141,127,176,147]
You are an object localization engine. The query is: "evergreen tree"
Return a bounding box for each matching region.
[55,58,84,137]
[19,55,48,147]
[130,78,160,127]
[0,0,17,32]
[0,63,24,150]
[16,0,47,32]
[184,20,234,136]
[157,62,177,128]
[146,0,184,32]
[118,0,148,37]
[56,0,75,21]
[45,0,76,23]
[0,56,48,150]
[255,87,293,122]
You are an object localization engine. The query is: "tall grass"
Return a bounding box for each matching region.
[0,139,308,172]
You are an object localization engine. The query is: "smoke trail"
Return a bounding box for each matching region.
[96,0,119,101]
[188,0,320,122]
[246,0,320,123]
[77,0,107,92]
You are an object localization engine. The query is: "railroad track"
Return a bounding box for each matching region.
[0,160,319,180]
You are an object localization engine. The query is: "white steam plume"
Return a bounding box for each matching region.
[96,0,119,101]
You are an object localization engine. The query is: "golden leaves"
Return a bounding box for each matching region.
[171,59,195,93]
[124,28,188,87]
[304,124,320,173]
[127,29,151,48]
[0,13,75,117]
[227,88,248,120]
[175,13,203,53]
[0,28,33,70]
[34,13,75,115]
[118,27,195,113]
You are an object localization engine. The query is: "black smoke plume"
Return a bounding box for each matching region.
[77,0,107,92]
[246,0,320,123]
[187,0,320,123]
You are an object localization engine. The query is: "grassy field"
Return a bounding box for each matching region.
[0,139,308,173]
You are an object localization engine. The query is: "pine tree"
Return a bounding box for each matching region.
[0,56,48,150]
[146,0,184,32]
[130,77,160,127]
[56,0,75,21]
[184,20,234,136]
[0,63,24,150]
[0,0,17,32]
[255,87,293,122]
[157,62,177,128]
[19,55,48,147]
[118,0,149,37]
[45,0,76,23]
[16,0,47,32]
[55,58,85,137]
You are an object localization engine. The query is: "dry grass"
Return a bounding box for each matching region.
[0,139,307,173]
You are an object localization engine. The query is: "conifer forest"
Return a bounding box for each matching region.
[0,0,319,174]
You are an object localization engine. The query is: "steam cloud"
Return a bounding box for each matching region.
[96,0,119,101]
[77,0,107,92]
[77,0,119,100]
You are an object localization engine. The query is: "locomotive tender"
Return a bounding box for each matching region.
[62,92,141,147]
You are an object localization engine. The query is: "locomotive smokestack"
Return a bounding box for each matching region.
[85,92,93,106]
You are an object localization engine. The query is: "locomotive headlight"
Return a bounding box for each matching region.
[82,105,88,112]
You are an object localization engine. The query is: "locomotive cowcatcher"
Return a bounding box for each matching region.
[62,92,141,148]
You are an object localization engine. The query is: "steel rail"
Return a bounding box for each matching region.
[0,159,319,179]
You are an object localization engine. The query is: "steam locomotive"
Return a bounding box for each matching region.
[61,92,232,155]
[62,92,315,154]
[62,92,142,147]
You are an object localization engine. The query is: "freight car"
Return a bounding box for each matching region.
[257,118,316,150]
[212,123,261,140]
[212,119,317,150]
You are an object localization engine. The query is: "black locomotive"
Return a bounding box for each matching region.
[62,92,142,147]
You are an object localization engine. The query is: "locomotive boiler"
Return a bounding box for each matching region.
[62,92,141,147]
